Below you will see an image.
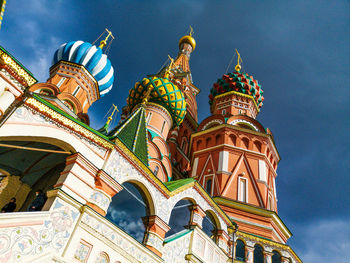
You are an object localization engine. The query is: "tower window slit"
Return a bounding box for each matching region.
[56,77,66,88]
[161,121,166,133]
[72,86,80,97]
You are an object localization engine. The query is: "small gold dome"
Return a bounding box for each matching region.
[179,35,196,51]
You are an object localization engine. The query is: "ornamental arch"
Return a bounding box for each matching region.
[0,136,74,211]
[106,180,156,243]
[165,198,195,238]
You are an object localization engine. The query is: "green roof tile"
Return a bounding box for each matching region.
[110,106,149,166]
[164,178,195,192]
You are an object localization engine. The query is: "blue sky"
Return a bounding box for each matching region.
[1,1,350,261]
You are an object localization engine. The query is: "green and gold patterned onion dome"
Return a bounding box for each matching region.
[209,71,264,109]
[127,76,187,126]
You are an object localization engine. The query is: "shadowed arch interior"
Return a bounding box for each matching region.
[0,139,70,211]
[165,198,194,238]
[106,181,155,243]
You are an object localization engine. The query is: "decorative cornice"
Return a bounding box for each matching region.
[190,123,280,161]
[213,197,291,238]
[25,97,114,149]
[237,231,302,263]
[0,48,37,87]
[213,90,260,113]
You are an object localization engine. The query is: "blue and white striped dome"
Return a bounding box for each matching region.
[52,40,114,96]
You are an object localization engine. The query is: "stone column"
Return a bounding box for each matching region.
[264,251,273,263]
[216,229,230,256]
[142,215,170,257]
[50,153,122,215]
[87,169,123,216]
[281,256,291,263]
[188,204,206,228]
[245,245,255,263]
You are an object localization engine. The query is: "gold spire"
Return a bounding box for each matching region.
[235,49,242,72]
[142,85,154,105]
[99,28,115,49]
[164,55,174,78]
[106,104,119,125]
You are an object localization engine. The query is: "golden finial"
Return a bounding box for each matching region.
[189,25,194,36]
[179,26,196,51]
[142,86,154,105]
[235,49,242,72]
[99,28,115,49]
[164,55,175,78]
[106,104,119,125]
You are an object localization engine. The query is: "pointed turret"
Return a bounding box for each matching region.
[110,106,149,166]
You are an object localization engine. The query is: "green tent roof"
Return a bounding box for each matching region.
[110,106,149,166]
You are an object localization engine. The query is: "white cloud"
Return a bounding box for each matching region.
[107,207,145,242]
[292,218,350,263]
[3,1,64,82]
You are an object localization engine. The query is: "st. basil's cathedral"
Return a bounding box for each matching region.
[0,24,302,263]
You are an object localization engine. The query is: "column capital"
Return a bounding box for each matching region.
[245,245,255,263]
[142,215,171,234]
[142,215,171,257]
[216,229,230,255]
[281,256,291,263]
[264,250,274,263]
[189,204,206,228]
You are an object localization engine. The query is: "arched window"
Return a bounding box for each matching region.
[242,137,249,149]
[254,141,262,152]
[161,121,166,133]
[206,179,212,194]
[153,166,159,176]
[206,137,212,147]
[254,244,264,263]
[215,134,221,145]
[230,134,237,146]
[106,182,150,242]
[272,250,281,263]
[196,140,202,150]
[165,199,193,238]
[95,252,110,263]
[181,138,188,153]
[202,211,218,242]
[235,239,246,261]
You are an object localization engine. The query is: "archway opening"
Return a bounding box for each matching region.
[253,244,264,263]
[202,211,218,242]
[165,199,193,238]
[106,182,151,243]
[272,250,281,263]
[235,239,246,261]
[0,140,69,211]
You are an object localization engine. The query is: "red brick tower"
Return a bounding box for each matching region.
[190,52,291,243]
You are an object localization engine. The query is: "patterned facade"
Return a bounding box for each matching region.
[0,28,301,263]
